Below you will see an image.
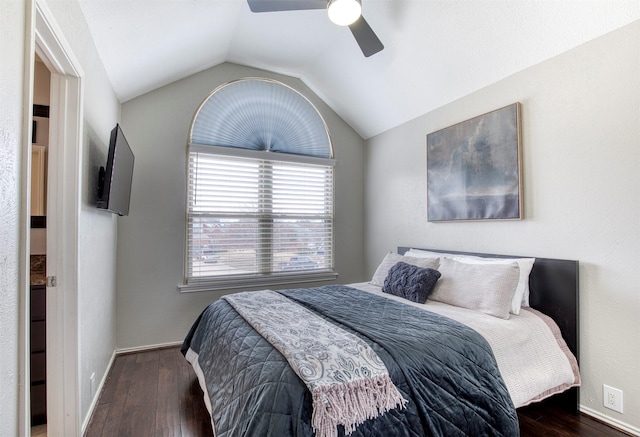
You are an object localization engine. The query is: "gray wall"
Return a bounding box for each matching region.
[365,22,640,431]
[118,62,366,349]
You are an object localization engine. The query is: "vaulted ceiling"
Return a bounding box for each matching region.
[78,0,639,139]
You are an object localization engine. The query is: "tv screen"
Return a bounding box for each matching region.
[97,124,134,216]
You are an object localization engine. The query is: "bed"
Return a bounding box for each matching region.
[182,247,580,437]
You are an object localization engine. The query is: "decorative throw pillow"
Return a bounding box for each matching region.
[371,252,440,287]
[430,257,520,319]
[382,262,442,304]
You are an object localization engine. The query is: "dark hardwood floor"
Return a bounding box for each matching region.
[84,347,630,437]
[84,347,212,437]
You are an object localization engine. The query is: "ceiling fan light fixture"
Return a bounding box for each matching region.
[327,0,362,26]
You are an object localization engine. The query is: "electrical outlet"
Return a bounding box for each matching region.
[90,372,96,398]
[603,384,623,413]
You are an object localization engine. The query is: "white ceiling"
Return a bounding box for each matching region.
[78,0,640,139]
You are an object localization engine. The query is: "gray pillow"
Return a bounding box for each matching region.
[429,257,520,319]
[371,252,440,286]
[382,262,441,303]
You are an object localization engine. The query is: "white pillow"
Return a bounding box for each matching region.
[403,249,535,314]
[430,257,520,319]
[404,249,448,259]
[450,255,535,314]
[370,252,440,287]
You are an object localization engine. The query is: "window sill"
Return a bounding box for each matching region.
[178,270,339,293]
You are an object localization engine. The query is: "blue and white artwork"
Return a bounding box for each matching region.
[427,103,522,221]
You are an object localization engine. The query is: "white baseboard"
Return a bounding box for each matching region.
[81,350,117,434]
[115,340,184,355]
[580,405,640,436]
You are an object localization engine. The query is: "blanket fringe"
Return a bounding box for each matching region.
[311,374,407,437]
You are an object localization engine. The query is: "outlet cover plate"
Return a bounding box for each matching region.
[603,384,624,414]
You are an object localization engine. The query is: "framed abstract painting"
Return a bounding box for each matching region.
[427,103,523,221]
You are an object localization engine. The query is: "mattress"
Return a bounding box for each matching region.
[350,281,580,408]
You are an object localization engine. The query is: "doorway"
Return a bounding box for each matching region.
[29,55,51,436]
[22,1,83,435]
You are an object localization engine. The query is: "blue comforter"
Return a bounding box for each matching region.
[182,285,519,436]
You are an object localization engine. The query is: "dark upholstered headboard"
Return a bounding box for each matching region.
[398,247,579,411]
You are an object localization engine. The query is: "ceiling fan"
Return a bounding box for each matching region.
[247,0,384,57]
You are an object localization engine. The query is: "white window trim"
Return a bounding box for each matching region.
[189,143,336,167]
[181,145,337,293]
[179,270,339,293]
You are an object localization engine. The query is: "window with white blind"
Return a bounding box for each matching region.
[185,151,335,288]
[182,78,336,291]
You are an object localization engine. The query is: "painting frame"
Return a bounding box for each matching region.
[426,103,523,222]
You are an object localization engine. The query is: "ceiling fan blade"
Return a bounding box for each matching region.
[348,16,384,57]
[247,0,327,13]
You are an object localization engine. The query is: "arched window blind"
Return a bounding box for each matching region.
[189,78,333,158]
[184,78,336,290]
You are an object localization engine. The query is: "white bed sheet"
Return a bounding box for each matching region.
[349,282,580,408]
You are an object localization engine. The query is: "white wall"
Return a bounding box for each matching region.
[117,62,366,349]
[0,0,120,429]
[365,21,640,432]
[0,1,27,433]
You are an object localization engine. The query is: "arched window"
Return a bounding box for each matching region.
[184,78,336,290]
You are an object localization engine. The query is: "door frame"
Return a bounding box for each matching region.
[21,1,84,435]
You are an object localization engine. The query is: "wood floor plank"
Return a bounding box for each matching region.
[137,349,160,363]
[117,353,160,436]
[106,354,138,434]
[97,351,128,405]
[517,403,631,437]
[86,353,138,437]
[85,346,631,437]
[155,348,182,437]
[83,402,111,437]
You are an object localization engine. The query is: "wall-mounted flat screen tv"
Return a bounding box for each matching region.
[97,124,134,216]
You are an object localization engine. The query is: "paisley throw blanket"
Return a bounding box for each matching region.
[223,290,407,437]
